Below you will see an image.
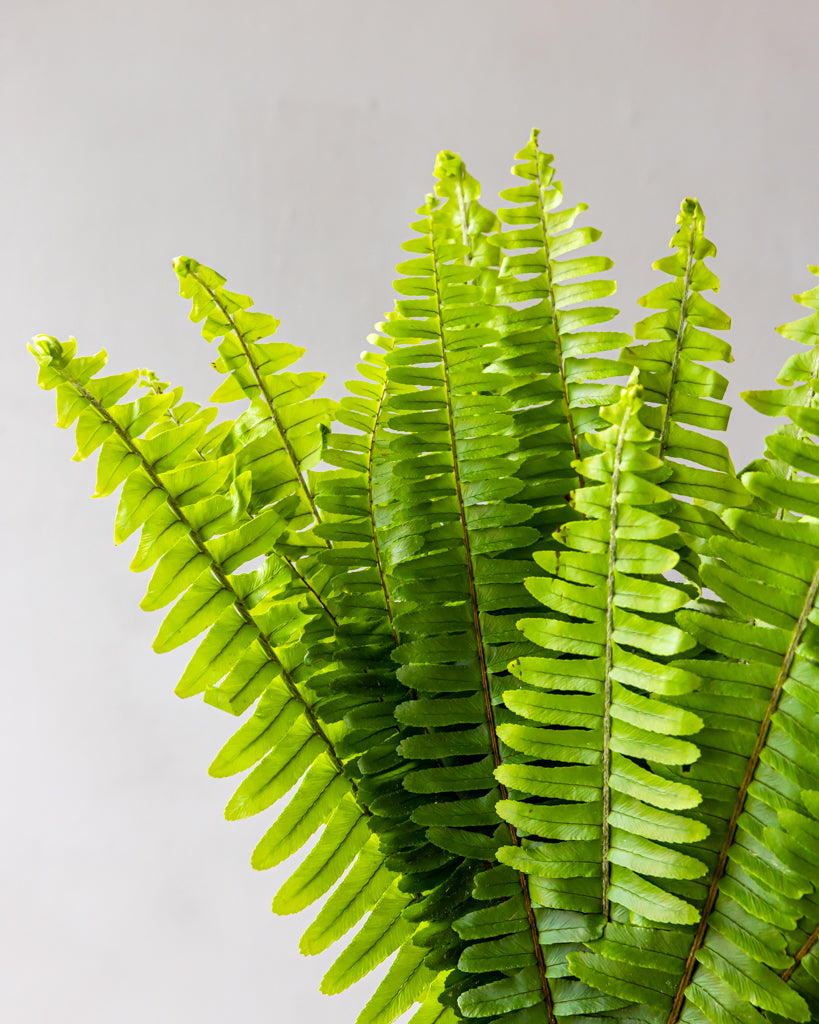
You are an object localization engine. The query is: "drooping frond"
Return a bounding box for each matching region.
[31,339,309,699]
[28,334,412,1023]
[622,198,749,578]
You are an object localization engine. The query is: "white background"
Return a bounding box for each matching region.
[4,1,819,1021]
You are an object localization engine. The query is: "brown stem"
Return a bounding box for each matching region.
[782,924,819,983]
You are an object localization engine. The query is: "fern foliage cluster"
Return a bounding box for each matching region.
[31,130,819,1024]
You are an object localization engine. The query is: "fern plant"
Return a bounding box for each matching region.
[30,129,819,1024]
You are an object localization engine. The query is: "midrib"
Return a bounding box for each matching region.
[658,238,695,453]
[601,404,629,915]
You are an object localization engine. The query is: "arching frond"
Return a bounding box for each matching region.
[29,334,410,1021]
[174,257,335,554]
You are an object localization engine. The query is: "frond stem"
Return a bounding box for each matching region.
[782,923,819,983]
[367,382,399,645]
[658,236,695,453]
[282,555,339,628]
[145,380,208,461]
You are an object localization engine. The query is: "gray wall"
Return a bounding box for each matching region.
[5,1,818,1020]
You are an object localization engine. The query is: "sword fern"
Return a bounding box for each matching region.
[30,135,819,1024]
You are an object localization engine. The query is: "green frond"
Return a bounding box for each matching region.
[311,315,403,772]
[174,256,335,540]
[607,315,819,1024]
[743,265,819,421]
[504,375,707,974]
[369,149,563,1022]
[622,197,749,579]
[493,128,630,547]
[29,334,406,1013]
[741,265,819,519]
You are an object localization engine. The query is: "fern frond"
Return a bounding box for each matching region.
[288,318,447,1015]
[623,198,749,578]
[741,265,819,518]
[493,129,630,542]
[567,283,819,1022]
[29,334,406,1012]
[370,152,564,1022]
[642,274,819,1024]
[313,318,403,776]
[174,257,335,540]
[764,789,819,1012]
[743,265,819,423]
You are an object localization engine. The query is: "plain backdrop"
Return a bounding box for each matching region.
[4,1,819,1021]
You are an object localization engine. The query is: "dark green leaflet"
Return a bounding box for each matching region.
[373,156,560,1022]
